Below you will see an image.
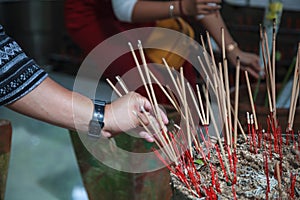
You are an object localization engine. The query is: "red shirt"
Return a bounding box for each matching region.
[65,0,153,54]
[64,0,196,104]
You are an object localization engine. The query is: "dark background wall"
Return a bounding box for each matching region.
[221,2,300,70]
[0,0,66,65]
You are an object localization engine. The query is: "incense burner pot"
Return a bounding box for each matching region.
[170,135,299,199]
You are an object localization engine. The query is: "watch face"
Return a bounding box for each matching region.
[88,100,106,139]
[93,100,105,129]
[88,120,102,138]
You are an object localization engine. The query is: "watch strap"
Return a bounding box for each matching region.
[88,100,106,138]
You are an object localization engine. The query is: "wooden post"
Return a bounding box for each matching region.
[0,119,12,200]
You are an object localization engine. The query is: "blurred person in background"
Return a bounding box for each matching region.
[64,0,262,86]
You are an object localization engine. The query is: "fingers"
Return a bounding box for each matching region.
[196,2,221,14]
[182,0,221,16]
[241,66,260,79]
[159,108,169,124]
[141,97,152,112]
[139,131,155,143]
[197,0,221,3]
[230,51,263,80]
[138,94,169,125]
[134,111,161,143]
[101,130,112,138]
[133,94,169,142]
[134,108,150,126]
[242,58,263,79]
[104,91,168,142]
[246,54,262,71]
[138,108,166,132]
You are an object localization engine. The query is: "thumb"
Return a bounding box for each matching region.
[139,131,155,143]
[101,130,112,138]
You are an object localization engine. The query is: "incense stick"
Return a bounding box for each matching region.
[128,42,155,111]
[106,78,122,97]
[134,41,179,163]
[209,103,232,180]
[179,67,193,156]
[245,71,258,130]
[216,63,230,146]
[224,59,233,147]
[200,34,214,76]
[204,79,210,125]
[288,45,300,130]
[166,85,182,115]
[230,105,247,141]
[290,82,299,130]
[139,106,179,164]
[272,19,276,99]
[133,110,177,164]
[115,75,129,94]
[221,28,226,61]
[163,58,184,104]
[206,31,218,73]
[196,84,207,125]
[271,21,277,125]
[148,70,180,113]
[233,58,240,148]
[188,83,205,125]
[264,30,276,116]
[197,55,215,95]
[137,41,162,125]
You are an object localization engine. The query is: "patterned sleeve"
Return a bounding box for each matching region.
[0,25,48,106]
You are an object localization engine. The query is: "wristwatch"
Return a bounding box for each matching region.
[88,100,106,138]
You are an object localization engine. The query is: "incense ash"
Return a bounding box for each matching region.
[170,132,300,199]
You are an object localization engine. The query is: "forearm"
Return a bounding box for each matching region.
[7,77,93,132]
[115,0,221,23]
[5,77,169,140]
[199,12,262,78]
[131,1,181,23]
[199,11,236,50]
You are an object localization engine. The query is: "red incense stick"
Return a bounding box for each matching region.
[232,148,238,184]
[209,163,216,190]
[290,173,297,199]
[226,145,234,172]
[232,184,237,200]
[292,129,296,149]
[215,144,228,182]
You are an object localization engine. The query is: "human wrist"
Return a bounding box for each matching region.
[168,1,181,18]
[226,42,238,53]
[88,99,106,138]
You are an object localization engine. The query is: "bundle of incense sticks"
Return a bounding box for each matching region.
[105,30,247,198]
[106,25,299,198]
[241,20,300,199]
[246,20,300,139]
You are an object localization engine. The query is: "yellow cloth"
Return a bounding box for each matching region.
[145,17,194,70]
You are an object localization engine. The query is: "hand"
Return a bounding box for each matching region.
[227,48,263,79]
[102,92,169,142]
[181,0,221,16]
